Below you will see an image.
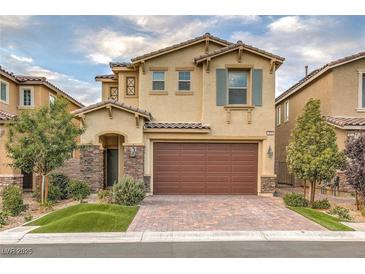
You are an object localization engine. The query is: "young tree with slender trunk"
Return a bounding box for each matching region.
[6,98,84,204]
[344,133,365,210]
[286,99,345,204]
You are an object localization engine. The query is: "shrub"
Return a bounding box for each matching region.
[2,185,27,216]
[311,198,331,210]
[328,206,351,221]
[67,180,91,203]
[112,176,146,206]
[97,189,112,203]
[24,213,33,223]
[283,192,309,207]
[362,208,365,217]
[33,183,62,203]
[0,211,8,227]
[49,173,70,199]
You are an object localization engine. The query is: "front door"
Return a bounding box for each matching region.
[106,149,118,187]
[22,171,33,191]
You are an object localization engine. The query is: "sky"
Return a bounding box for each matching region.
[0,15,364,105]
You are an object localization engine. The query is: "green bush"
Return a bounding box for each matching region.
[283,192,309,207]
[24,213,33,223]
[311,198,331,209]
[97,189,112,203]
[0,211,8,227]
[33,183,62,203]
[2,185,27,216]
[49,173,70,199]
[112,176,146,206]
[328,206,351,221]
[362,208,365,217]
[67,180,91,203]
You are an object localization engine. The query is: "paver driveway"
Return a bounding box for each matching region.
[128,195,325,231]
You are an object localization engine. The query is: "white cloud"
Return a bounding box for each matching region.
[0,16,30,29]
[268,16,306,33]
[10,54,33,63]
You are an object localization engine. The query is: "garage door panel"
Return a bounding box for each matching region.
[153,142,258,194]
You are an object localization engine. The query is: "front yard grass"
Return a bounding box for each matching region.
[289,207,354,231]
[27,203,138,233]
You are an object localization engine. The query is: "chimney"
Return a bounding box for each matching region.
[305,65,308,76]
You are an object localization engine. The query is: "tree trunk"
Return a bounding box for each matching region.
[303,180,307,199]
[355,191,360,210]
[41,174,45,205]
[310,181,316,204]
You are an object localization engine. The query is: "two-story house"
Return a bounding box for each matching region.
[72,33,285,195]
[0,66,84,191]
[275,51,365,190]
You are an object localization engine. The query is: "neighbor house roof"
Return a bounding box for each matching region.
[144,122,210,130]
[276,51,365,104]
[194,40,285,64]
[0,66,84,108]
[109,62,132,69]
[0,110,16,122]
[72,99,152,120]
[95,74,117,81]
[326,116,365,129]
[131,33,232,63]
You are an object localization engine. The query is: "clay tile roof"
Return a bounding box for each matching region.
[276,51,365,104]
[72,99,152,120]
[109,62,132,68]
[194,42,285,63]
[95,74,117,80]
[0,110,17,121]
[144,122,210,130]
[131,33,232,62]
[326,116,365,128]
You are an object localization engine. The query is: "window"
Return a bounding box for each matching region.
[19,86,34,107]
[284,100,289,122]
[152,72,165,91]
[276,106,281,126]
[126,77,136,96]
[228,70,248,104]
[0,80,9,104]
[49,94,56,105]
[109,87,118,100]
[178,71,191,91]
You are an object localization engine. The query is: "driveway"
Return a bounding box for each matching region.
[128,195,325,231]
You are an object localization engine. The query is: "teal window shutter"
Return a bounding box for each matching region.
[216,69,227,106]
[252,69,263,106]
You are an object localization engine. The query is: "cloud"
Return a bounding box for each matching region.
[10,54,33,63]
[0,16,30,29]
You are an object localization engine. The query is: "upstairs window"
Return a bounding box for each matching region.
[178,71,191,91]
[284,100,289,122]
[0,80,9,104]
[276,106,281,126]
[109,87,118,100]
[19,86,34,107]
[360,71,365,108]
[126,77,136,96]
[49,94,56,105]
[152,72,165,91]
[228,70,248,104]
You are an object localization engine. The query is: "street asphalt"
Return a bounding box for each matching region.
[1,241,365,258]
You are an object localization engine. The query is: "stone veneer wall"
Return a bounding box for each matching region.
[0,175,23,192]
[123,145,147,189]
[261,176,276,193]
[52,159,82,181]
[80,145,104,191]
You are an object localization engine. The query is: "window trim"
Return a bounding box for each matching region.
[357,69,365,111]
[125,76,137,97]
[0,79,9,104]
[49,93,56,105]
[284,100,289,122]
[227,69,249,105]
[177,71,191,92]
[276,106,281,126]
[109,86,119,101]
[19,86,35,108]
[151,71,166,92]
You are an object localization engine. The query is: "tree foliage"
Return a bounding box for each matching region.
[286,99,345,203]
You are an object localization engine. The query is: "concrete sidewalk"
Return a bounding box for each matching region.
[2,228,365,245]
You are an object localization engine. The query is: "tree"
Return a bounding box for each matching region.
[286,99,345,203]
[344,133,365,210]
[6,98,84,204]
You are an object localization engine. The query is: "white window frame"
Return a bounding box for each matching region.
[177,71,191,91]
[19,86,35,107]
[49,93,56,105]
[152,71,166,91]
[284,100,289,122]
[276,106,281,126]
[0,79,9,104]
[357,69,365,111]
[227,70,249,105]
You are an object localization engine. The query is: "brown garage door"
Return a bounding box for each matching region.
[153,142,258,194]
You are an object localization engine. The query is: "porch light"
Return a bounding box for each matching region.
[130,145,137,158]
[267,146,273,158]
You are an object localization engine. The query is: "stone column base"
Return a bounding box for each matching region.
[261,175,276,194]
[123,145,144,182]
[80,145,104,191]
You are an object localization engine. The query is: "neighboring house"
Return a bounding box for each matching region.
[275,51,365,190]
[0,66,84,191]
[72,33,285,195]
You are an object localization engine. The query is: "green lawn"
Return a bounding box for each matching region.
[28,203,138,233]
[289,207,354,231]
